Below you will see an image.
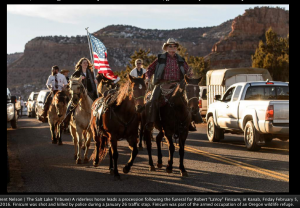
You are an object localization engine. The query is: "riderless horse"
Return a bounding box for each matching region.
[48,89,69,145]
[69,76,94,164]
[90,74,142,180]
[143,75,202,176]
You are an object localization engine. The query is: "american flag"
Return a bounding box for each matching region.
[89,33,120,82]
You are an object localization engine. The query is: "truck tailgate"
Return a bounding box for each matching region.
[272,101,289,123]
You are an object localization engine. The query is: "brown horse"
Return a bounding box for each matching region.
[131,74,147,150]
[143,75,202,176]
[48,90,69,145]
[90,75,140,180]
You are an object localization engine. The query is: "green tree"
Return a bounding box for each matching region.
[252,27,289,81]
[116,49,157,84]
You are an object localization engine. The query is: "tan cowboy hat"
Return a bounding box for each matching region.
[60,69,70,74]
[162,38,179,51]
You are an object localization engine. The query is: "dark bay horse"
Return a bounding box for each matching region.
[48,90,69,145]
[90,75,140,180]
[143,75,202,176]
[131,74,147,150]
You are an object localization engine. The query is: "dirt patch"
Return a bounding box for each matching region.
[7,130,25,192]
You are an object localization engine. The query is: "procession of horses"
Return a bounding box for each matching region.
[47,73,202,180]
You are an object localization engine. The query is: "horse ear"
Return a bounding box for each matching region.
[184,74,189,84]
[197,76,202,84]
[142,73,146,80]
[128,74,134,83]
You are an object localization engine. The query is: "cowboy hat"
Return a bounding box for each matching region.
[60,69,70,74]
[162,38,179,51]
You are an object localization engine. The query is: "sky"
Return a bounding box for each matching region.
[7,4,289,54]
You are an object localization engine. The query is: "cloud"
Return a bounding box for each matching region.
[7,5,289,27]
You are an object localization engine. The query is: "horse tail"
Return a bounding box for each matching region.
[90,133,108,164]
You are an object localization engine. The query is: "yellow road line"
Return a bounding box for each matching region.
[164,142,289,182]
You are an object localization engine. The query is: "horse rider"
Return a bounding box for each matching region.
[145,38,200,131]
[130,59,147,78]
[60,69,70,82]
[64,57,98,121]
[41,65,68,122]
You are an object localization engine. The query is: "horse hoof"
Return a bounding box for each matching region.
[58,142,63,145]
[84,158,89,164]
[123,166,130,174]
[76,159,81,164]
[93,162,98,167]
[166,167,172,173]
[149,166,156,171]
[157,163,163,168]
[110,169,114,175]
[114,175,121,181]
[138,146,143,151]
[52,140,57,144]
[181,171,188,177]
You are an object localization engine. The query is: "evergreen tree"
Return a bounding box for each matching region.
[252,27,289,81]
[116,49,156,84]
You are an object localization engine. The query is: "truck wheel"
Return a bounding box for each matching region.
[244,120,261,151]
[10,110,17,129]
[207,116,224,142]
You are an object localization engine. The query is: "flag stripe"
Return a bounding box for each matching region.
[88,34,119,81]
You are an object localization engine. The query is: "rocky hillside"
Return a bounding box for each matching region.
[205,6,289,68]
[7,6,289,100]
[7,52,23,66]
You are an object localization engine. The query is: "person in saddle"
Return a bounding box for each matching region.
[65,57,98,120]
[41,65,68,122]
[145,38,199,131]
[130,59,147,78]
[61,69,70,82]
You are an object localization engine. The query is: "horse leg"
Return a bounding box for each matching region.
[156,131,164,168]
[123,137,138,174]
[57,123,63,145]
[109,145,113,175]
[179,135,188,177]
[83,130,92,163]
[138,122,143,151]
[70,125,78,161]
[50,123,57,144]
[75,128,83,164]
[165,134,175,173]
[110,138,120,180]
[144,127,155,171]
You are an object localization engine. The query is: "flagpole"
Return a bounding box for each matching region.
[85,27,99,97]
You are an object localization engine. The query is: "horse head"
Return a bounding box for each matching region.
[53,91,68,117]
[184,74,202,123]
[129,74,147,112]
[97,74,115,97]
[69,76,85,104]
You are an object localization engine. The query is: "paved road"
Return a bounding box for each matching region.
[7,117,289,193]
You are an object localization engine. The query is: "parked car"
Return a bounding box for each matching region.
[199,86,207,117]
[7,88,20,128]
[206,80,289,151]
[35,90,50,122]
[206,67,272,110]
[27,92,39,117]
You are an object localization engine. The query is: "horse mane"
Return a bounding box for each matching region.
[116,80,133,106]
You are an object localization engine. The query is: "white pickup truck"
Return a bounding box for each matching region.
[206,81,289,151]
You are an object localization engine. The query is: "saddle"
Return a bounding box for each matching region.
[145,82,179,108]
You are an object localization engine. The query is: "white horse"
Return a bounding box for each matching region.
[69,76,93,164]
